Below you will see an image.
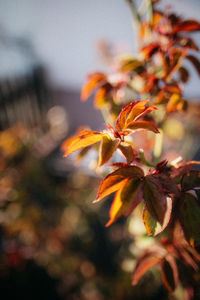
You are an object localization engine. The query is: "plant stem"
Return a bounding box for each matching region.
[153,128,163,159]
[147,0,153,24]
[139,149,155,167]
[125,0,141,33]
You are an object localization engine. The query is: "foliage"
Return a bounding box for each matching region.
[62,0,200,297]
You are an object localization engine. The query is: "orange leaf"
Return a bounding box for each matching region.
[125,120,159,133]
[115,100,149,131]
[63,130,104,157]
[106,178,143,226]
[94,87,108,108]
[81,72,106,101]
[134,106,157,121]
[118,142,137,164]
[95,165,144,202]
[132,253,161,285]
[167,93,183,113]
[141,43,160,60]
[98,134,120,166]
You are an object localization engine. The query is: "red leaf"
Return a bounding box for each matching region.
[161,256,178,292]
[186,55,200,76]
[132,252,161,285]
[170,161,200,180]
[154,173,180,197]
[95,165,144,202]
[179,67,190,83]
[173,20,200,33]
[176,246,198,271]
[143,175,169,225]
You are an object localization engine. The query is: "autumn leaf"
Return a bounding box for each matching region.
[106,177,143,226]
[63,130,104,157]
[173,20,200,33]
[98,134,120,166]
[166,93,184,113]
[176,245,199,271]
[81,72,106,101]
[166,48,188,82]
[154,173,180,196]
[118,142,137,164]
[118,56,142,72]
[161,256,178,292]
[94,86,109,108]
[178,37,199,51]
[143,196,172,236]
[143,175,170,225]
[141,43,160,60]
[125,120,159,133]
[95,165,144,202]
[186,55,200,76]
[115,100,158,132]
[132,252,161,285]
[115,100,148,131]
[181,170,200,191]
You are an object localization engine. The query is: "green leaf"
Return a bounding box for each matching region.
[181,170,200,191]
[179,193,200,248]
[143,196,172,236]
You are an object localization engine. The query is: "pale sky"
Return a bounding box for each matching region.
[0,0,199,97]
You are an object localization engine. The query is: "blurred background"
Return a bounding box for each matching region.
[0,0,200,299]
